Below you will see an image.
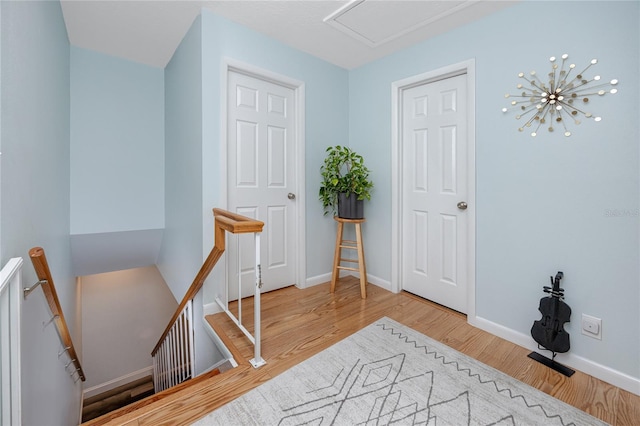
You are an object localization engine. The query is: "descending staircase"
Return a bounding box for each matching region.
[80,322,234,425]
[81,210,265,425]
[82,376,155,422]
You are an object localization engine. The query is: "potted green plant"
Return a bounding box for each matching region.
[319,145,373,218]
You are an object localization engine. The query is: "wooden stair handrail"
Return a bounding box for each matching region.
[152,208,263,357]
[29,247,86,381]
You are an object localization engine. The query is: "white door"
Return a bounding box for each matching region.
[401,74,469,313]
[227,70,297,297]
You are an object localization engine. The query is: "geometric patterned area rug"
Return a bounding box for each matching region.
[193,317,607,425]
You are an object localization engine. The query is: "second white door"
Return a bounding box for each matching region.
[401,73,469,313]
[227,69,297,297]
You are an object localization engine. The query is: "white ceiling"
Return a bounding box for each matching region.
[60,1,515,70]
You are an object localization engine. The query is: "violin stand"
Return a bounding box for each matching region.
[528,350,575,377]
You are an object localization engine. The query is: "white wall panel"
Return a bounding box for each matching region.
[267,126,286,187]
[236,85,257,111]
[441,214,457,284]
[267,93,287,116]
[440,88,457,114]
[267,206,287,268]
[236,120,258,187]
[440,126,457,194]
[413,95,428,118]
[412,210,429,276]
[413,129,428,192]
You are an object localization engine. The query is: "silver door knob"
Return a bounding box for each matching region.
[457,201,468,210]
[288,193,296,200]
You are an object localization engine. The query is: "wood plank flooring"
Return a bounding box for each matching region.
[90,277,640,425]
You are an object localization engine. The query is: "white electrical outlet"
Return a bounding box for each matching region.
[581,314,602,340]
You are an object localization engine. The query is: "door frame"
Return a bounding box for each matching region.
[390,59,476,318]
[221,58,307,289]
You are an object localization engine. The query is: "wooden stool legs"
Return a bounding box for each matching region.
[330,220,345,294]
[354,222,367,298]
[330,217,367,298]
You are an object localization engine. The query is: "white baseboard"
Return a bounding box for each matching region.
[304,271,391,292]
[356,272,392,292]
[83,366,154,399]
[304,272,334,288]
[469,315,640,396]
[203,301,223,316]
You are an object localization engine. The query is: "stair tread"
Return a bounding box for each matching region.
[82,376,155,423]
[81,367,225,425]
[130,381,155,399]
[84,375,154,406]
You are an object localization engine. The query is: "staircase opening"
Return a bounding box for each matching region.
[78,209,264,423]
[81,375,155,422]
[79,265,177,420]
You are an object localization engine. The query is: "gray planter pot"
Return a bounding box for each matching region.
[338,193,364,219]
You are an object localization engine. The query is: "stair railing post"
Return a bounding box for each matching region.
[250,232,265,368]
[163,340,169,391]
[236,233,242,330]
[178,312,185,382]
[167,330,173,389]
[186,300,195,380]
[152,353,158,392]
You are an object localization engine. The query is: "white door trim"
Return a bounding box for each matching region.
[391,59,476,319]
[221,58,307,289]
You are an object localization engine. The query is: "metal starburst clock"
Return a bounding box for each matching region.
[502,54,618,137]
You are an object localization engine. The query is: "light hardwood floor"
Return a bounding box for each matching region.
[89,277,640,425]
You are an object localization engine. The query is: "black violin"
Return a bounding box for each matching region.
[531,271,571,354]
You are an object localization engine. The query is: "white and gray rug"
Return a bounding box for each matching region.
[194,317,606,425]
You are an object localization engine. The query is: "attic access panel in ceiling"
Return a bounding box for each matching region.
[325,0,476,47]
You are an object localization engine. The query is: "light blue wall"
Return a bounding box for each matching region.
[160,14,203,309]
[161,10,349,371]
[160,15,223,373]
[200,10,349,284]
[0,0,2,266]
[1,1,80,425]
[349,1,639,379]
[70,47,165,235]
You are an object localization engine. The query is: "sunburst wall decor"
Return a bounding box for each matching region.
[502,54,618,137]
